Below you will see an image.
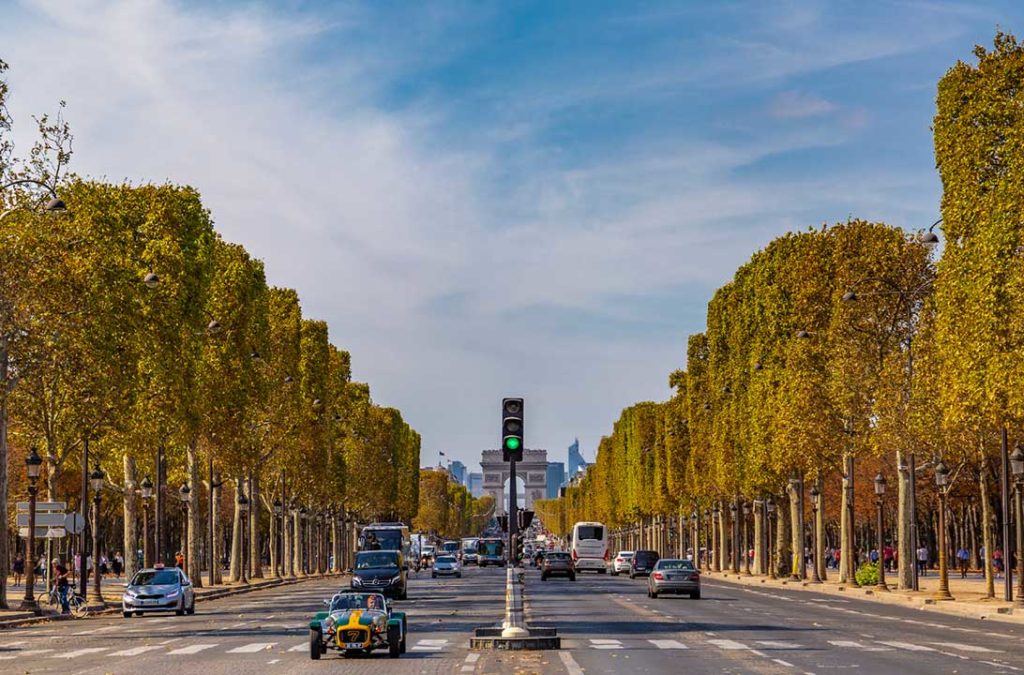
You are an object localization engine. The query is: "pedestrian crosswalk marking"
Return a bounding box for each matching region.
[707,639,748,650]
[227,642,277,653]
[287,643,306,652]
[0,649,54,660]
[828,640,892,652]
[52,647,108,658]
[648,639,688,649]
[879,641,934,652]
[411,639,448,652]
[589,639,623,650]
[930,642,999,653]
[755,640,802,650]
[167,644,218,655]
[111,646,164,657]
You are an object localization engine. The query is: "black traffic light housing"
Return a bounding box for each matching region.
[502,397,524,462]
[498,514,509,533]
[517,509,535,531]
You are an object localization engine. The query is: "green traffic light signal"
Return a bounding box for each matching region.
[505,437,521,451]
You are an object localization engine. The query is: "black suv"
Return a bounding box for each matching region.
[351,550,408,599]
[630,550,660,579]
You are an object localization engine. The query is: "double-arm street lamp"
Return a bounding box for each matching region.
[810,485,822,584]
[933,461,953,600]
[729,502,739,573]
[1011,445,1024,608]
[874,473,889,592]
[19,447,43,612]
[742,501,752,575]
[140,476,153,568]
[238,491,250,584]
[766,497,777,579]
[88,465,106,608]
[273,498,284,578]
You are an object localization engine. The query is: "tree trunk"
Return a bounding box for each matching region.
[776,502,792,578]
[896,450,913,590]
[293,511,303,576]
[815,478,827,581]
[212,477,223,585]
[123,455,139,580]
[839,454,853,583]
[269,503,279,578]
[980,472,995,598]
[249,473,262,579]
[753,502,763,574]
[284,509,294,577]
[229,479,242,583]
[330,517,339,572]
[718,505,729,572]
[187,440,202,586]
[711,509,720,571]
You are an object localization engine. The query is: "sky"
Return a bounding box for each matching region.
[3,0,1023,474]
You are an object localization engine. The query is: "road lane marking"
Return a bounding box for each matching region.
[773,658,795,667]
[981,661,1021,671]
[708,639,748,650]
[267,659,280,664]
[52,647,109,658]
[287,643,306,652]
[0,640,27,648]
[828,640,891,651]
[879,641,934,652]
[756,640,802,649]
[167,644,218,655]
[111,646,164,656]
[649,639,688,649]
[72,625,118,636]
[411,639,448,652]
[227,642,277,653]
[559,651,585,675]
[0,648,55,660]
[929,642,999,653]
[590,639,623,650]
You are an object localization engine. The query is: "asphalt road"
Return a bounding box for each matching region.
[0,565,1021,673]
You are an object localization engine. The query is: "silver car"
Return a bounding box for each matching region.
[432,555,462,578]
[647,559,701,599]
[122,567,196,617]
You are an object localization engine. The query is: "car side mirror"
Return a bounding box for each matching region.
[345,568,353,575]
[182,580,191,586]
[323,599,331,607]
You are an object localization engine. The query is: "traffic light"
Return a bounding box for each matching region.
[517,509,535,531]
[502,397,524,462]
[514,534,524,561]
[498,514,509,533]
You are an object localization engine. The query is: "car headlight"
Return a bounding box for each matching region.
[166,590,180,599]
[351,577,363,586]
[322,616,336,632]
[124,590,137,598]
[391,575,402,584]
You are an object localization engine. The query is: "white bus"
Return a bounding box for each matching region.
[571,521,608,573]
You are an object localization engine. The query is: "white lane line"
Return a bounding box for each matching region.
[287,643,306,652]
[708,639,748,650]
[227,642,277,653]
[981,661,1021,672]
[0,640,27,648]
[267,659,280,664]
[928,642,999,653]
[157,638,181,645]
[52,647,109,658]
[829,640,892,652]
[0,648,54,660]
[111,645,164,656]
[756,640,802,650]
[72,625,119,636]
[465,653,480,663]
[879,641,934,652]
[590,638,623,650]
[773,658,795,667]
[649,639,688,649]
[167,644,218,655]
[559,651,585,675]
[411,639,448,652]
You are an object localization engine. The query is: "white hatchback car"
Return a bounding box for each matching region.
[122,567,195,617]
[432,555,462,578]
[610,551,634,575]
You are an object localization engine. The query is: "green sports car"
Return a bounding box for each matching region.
[308,591,407,660]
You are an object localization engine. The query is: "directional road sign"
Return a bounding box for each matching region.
[65,511,85,534]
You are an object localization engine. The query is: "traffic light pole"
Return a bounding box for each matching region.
[508,458,518,567]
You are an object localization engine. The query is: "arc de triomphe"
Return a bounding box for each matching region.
[481,448,548,514]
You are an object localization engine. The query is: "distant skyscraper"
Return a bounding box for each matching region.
[568,438,588,477]
[546,462,565,499]
[449,460,467,485]
[467,473,484,498]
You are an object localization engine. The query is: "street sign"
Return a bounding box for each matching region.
[16,512,66,527]
[18,526,66,539]
[16,501,66,512]
[65,512,85,534]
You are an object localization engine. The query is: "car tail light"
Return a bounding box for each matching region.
[571,549,578,561]
[615,557,623,563]
[603,549,610,561]
[653,572,664,580]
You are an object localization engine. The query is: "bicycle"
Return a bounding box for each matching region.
[45,585,89,618]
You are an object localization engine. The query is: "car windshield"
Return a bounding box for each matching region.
[577,526,604,540]
[330,593,386,611]
[547,552,569,560]
[356,552,399,569]
[655,560,696,570]
[618,552,634,558]
[436,556,456,563]
[130,570,179,586]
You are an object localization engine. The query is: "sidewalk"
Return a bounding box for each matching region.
[705,566,1024,625]
[1,570,345,628]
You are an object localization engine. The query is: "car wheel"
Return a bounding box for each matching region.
[186,599,195,615]
[400,589,408,600]
[541,574,547,581]
[611,570,618,576]
[569,574,576,581]
[309,629,322,660]
[690,590,701,599]
[175,598,185,616]
[134,611,143,616]
[432,572,436,578]
[629,573,634,580]
[387,625,402,658]
[651,591,659,599]
[457,572,462,578]
[598,569,606,575]
[122,611,131,618]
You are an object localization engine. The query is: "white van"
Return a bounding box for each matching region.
[571,521,608,573]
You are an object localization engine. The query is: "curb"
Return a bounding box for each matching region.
[0,572,346,630]
[706,571,1024,626]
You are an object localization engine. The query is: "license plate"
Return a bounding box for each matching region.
[143,599,159,605]
[344,642,363,649]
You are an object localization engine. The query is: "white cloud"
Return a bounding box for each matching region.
[768,91,838,119]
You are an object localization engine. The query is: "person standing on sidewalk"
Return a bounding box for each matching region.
[13,552,25,587]
[956,546,970,578]
[916,544,929,576]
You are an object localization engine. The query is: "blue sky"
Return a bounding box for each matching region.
[3,0,1023,473]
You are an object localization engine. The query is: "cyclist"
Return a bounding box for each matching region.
[51,557,70,614]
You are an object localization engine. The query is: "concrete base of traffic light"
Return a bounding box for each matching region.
[472,566,560,650]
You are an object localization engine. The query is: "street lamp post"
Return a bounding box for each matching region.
[874,473,889,592]
[712,505,721,572]
[1011,444,1024,608]
[140,476,153,568]
[933,461,953,601]
[703,509,711,571]
[273,498,283,578]
[729,502,739,573]
[238,491,249,584]
[766,497,777,579]
[19,447,43,612]
[810,485,822,583]
[742,501,752,575]
[178,484,190,572]
[88,465,106,608]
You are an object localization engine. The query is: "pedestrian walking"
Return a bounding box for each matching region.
[112,552,124,578]
[175,551,185,569]
[956,546,970,578]
[12,552,25,587]
[916,545,929,576]
[993,548,1004,578]
[883,544,895,572]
